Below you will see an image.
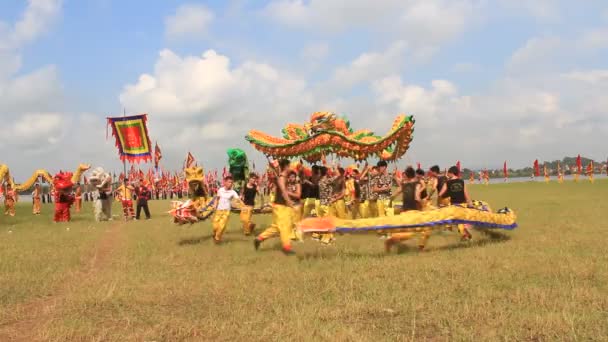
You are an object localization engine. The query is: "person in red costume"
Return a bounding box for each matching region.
[53,172,75,222]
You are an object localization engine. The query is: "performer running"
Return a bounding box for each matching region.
[287,170,303,241]
[240,173,259,235]
[429,165,449,207]
[385,167,430,251]
[254,159,296,255]
[301,165,320,218]
[4,184,16,217]
[415,168,430,210]
[212,176,240,243]
[32,183,42,215]
[439,166,473,240]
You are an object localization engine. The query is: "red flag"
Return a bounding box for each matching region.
[185,152,195,169]
[456,161,461,173]
[533,159,540,177]
[154,142,162,169]
[416,162,421,170]
[106,114,152,163]
[503,161,508,179]
[576,155,582,173]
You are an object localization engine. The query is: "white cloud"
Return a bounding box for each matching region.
[322,41,408,91]
[263,0,479,54]
[0,0,64,163]
[0,113,65,150]
[119,49,315,168]
[498,0,560,20]
[165,3,214,40]
[301,41,329,61]
[561,70,608,83]
[452,62,480,73]
[507,36,562,75]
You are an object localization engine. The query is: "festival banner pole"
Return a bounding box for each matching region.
[122,108,128,221]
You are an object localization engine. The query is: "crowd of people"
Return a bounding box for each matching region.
[199,160,474,255]
[3,161,473,254]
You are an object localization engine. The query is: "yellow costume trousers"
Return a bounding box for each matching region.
[315,204,334,244]
[366,200,379,218]
[349,200,360,219]
[330,199,348,219]
[290,204,303,241]
[376,199,394,217]
[302,198,320,218]
[4,199,15,216]
[258,204,294,249]
[33,197,41,214]
[359,200,370,218]
[212,210,231,241]
[240,206,254,235]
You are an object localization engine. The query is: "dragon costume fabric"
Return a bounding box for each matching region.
[89,167,113,222]
[169,166,216,224]
[296,204,517,249]
[245,112,414,162]
[53,171,75,222]
[0,164,90,192]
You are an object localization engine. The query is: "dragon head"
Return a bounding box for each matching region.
[53,171,74,192]
[185,166,205,185]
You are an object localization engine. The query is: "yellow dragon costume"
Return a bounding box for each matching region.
[169,166,216,224]
[245,113,518,250]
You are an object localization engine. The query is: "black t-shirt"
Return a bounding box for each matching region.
[447,179,466,204]
[243,184,257,206]
[437,176,448,197]
[402,182,418,211]
[301,181,312,199]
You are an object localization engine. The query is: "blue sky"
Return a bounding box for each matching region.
[1,0,607,177]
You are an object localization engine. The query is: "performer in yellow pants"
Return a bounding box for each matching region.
[386,167,430,251]
[4,185,16,217]
[255,159,296,255]
[213,209,232,241]
[32,184,42,215]
[239,206,254,234]
[240,173,259,235]
[212,176,241,243]
[256,204,294,252]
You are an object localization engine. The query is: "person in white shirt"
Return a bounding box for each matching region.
[212,176,241,243]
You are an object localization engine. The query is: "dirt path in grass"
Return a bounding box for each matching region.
[0,220,126,341]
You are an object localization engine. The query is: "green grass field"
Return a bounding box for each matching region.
[1,181,607,341]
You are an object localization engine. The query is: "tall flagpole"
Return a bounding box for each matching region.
[123,108,128,221]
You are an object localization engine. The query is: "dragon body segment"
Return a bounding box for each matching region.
[245,112,415,162]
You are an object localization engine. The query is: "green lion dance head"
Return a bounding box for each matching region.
[227,148,249,182]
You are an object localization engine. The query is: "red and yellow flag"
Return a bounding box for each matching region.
[107,114,152,163]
